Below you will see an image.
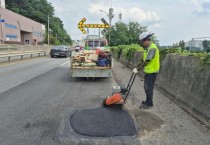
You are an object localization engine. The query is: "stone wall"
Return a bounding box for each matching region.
[156,54,210,125]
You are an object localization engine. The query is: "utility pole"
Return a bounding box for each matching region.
[100,8,114,45]
[109,1,113,43]
[48,14,49,45]
[0,14,3,44]
[0,8,4,44]
[119,13,122,21]
[108,8,114,45]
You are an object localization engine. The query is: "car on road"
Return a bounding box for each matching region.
[50,45,71,58]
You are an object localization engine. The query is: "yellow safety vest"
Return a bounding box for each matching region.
[143,43,160,74]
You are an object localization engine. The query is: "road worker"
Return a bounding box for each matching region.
[137,32,160,109]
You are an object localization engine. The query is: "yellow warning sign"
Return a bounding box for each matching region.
[78,18,109,34]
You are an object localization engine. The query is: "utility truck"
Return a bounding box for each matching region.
[70,35,112,78]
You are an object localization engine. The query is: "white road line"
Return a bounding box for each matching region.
[60,61,70,66]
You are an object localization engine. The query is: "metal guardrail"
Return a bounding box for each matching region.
[0,44,51,63]
[0,50,49,63]
[0,44,51,51]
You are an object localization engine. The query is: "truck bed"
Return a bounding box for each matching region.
[70,50,112,78]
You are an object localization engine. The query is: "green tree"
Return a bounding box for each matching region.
[172,43,179,48]
[202,40,210,52]
[107,22,129,46]
[178,40,185,50]
[105,21,149,46]
[151,35,160,47]
[6,0,72,45]
[128,22,147,44]
[6,0,54,24]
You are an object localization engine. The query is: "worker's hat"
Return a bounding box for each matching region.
[139,32,154,41]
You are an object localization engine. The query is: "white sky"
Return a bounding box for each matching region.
[47,0,210,45]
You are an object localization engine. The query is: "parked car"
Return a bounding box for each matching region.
[75,45,80,52]
[50,45,71,58]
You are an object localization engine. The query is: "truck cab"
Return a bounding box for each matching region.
[82,35,108,50]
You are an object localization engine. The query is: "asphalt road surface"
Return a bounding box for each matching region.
[0,56,118,145]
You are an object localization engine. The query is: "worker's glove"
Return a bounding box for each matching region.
[132,68,138,74]
[137,60,149,71]
[137,63,144,71]
[141,61,147,67]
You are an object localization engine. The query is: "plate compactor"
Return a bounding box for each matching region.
[103,69,138,108]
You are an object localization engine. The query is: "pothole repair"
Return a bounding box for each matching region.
[70,107,137,137]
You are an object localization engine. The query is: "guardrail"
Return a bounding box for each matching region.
[0,50,49,63]
[0,44,52,63]
[0,44,51,51]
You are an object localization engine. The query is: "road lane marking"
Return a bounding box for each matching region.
[60,61,70,66]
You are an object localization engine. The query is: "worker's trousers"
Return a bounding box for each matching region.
[144,73,157,106]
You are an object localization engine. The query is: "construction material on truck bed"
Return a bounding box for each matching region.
[70,49,112,78]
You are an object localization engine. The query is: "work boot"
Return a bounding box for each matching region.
[142,100,153,105]
[139,104,153,109]
[142,100,146,105]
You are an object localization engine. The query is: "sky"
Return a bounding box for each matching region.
[47,0,210,45]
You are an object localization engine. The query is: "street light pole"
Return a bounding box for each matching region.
[100,8,114,45]
[0,8,4,44]
[108,8,114,45]
[109,15,111,44]
[0,14,3,44]
[48,14,49,45]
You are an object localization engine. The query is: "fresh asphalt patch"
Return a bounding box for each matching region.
[57,107,141,145]
[70,107,137,137]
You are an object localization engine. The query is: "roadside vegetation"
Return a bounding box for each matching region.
[159,47,210,65]
[111,44,143,61]
[111,45,210,66]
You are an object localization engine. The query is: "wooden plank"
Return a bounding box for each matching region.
[72,66,111,69]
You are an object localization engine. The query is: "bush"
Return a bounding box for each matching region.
[192,53,210,66]
[116,44,143,61]
[125,44,143,61]
[112,45,127,59]
[159,48,210,66]
[182,50,190,53]
[110,44,143,60]
[122,48,129,60]
[159,47,182,61]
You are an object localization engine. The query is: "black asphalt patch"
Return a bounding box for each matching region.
[57,108,141,145]
[70,107,137,137]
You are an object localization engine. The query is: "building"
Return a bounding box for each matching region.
[0,1,45,45]
[185,40,203,51]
